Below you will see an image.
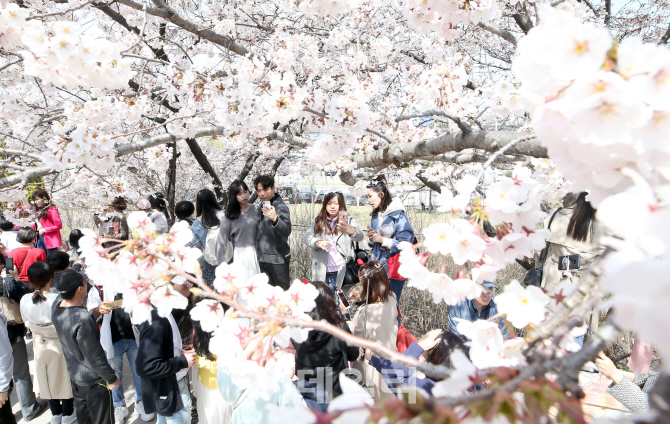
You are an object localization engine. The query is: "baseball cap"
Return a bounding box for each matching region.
[53,269,85,296]
[483,281,496,289]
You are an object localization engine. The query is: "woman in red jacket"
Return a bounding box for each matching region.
[31,190,62,256]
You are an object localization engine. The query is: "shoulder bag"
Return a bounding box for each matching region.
[0,278,23,324]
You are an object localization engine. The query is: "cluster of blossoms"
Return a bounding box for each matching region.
[512,6,670,370]
[404,0,499,40]
[21,20,134,89]
[39,96,149,171]
[77,212,320,399]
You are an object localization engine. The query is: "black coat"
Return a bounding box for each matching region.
[293,322,359,400]
[136,309,188,416]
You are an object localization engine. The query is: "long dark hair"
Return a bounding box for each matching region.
[314,192,346,236]
[193,319,215,361]
[148,193,171,220]
[359,261,392,304]
[69,229,84,250]
[309,281,344,327]
[424,331,467,370]
[368,176,392,214]
[225,180,249,221]
[196,189,222,229]
[566,192,597,242]
[32,189,52,219]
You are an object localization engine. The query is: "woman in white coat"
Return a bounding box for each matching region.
[303,192,364,293]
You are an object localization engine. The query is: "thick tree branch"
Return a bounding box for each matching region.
[477,22,518,46]
[432,150,525,164]
[351,130,547,169]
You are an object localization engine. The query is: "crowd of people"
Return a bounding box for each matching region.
[0,177,659,423]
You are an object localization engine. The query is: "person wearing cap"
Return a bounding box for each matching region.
[51,269,120,424]
[447,281,508,342]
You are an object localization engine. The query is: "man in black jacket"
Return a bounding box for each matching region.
[255,175,292,290]
[135,282,196,423]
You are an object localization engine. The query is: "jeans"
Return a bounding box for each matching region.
[11,338,42,419]
[326,272,338,306]
[390,278,405,303]
[157,376,192,424]
[107,339,142,407]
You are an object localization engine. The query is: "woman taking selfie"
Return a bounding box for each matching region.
[32,190,62,256]
[303,192,364,294]
[366,177,415,301]
[218,180,260,280]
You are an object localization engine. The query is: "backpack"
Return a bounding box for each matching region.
[203,212,233,266]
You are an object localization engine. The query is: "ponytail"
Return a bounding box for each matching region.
[32,289,46,304]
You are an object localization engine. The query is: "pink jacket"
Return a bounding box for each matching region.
[38,206,63,249]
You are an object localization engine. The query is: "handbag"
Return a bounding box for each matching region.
[387,254,402,280]
[523,209,561,288]
[0,278,23,324]
[342,242,369,288]
[396,305,417,353]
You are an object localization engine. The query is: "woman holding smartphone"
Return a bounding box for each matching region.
[366,177,415,302]
[218,180,260,280]
[303,192,364,294]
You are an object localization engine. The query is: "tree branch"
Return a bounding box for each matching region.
[477,22,518,46]
[184,137,227,202]
[351,130,547,169]
[114,0,261,61]
[660,23,670,45]
[396,110,472,134]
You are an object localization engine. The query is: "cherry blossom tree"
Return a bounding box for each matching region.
[0,0,669,422]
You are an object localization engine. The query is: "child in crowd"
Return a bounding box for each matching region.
[21,262,76,424]
[52,269,120,424]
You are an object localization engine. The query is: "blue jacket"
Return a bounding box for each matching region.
[370,199,415,272]
[448,297,508,341]
[368,342,436,395]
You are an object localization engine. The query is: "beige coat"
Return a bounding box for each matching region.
[540,210,607,300]
[26,322,73,399]
[348,296,398,402]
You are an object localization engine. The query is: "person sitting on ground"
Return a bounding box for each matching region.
[447,281,507,342]
[596,351,660,413]
[361,329,467,396]
[52,269,120,424]
[20,262,76,424]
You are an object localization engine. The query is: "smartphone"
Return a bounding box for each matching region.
[336,288,350,308]
[262,201,271,210]
[4,257,12,272]
[558,254,581,271]
[338,211,349,223]
[107,299,123,309]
